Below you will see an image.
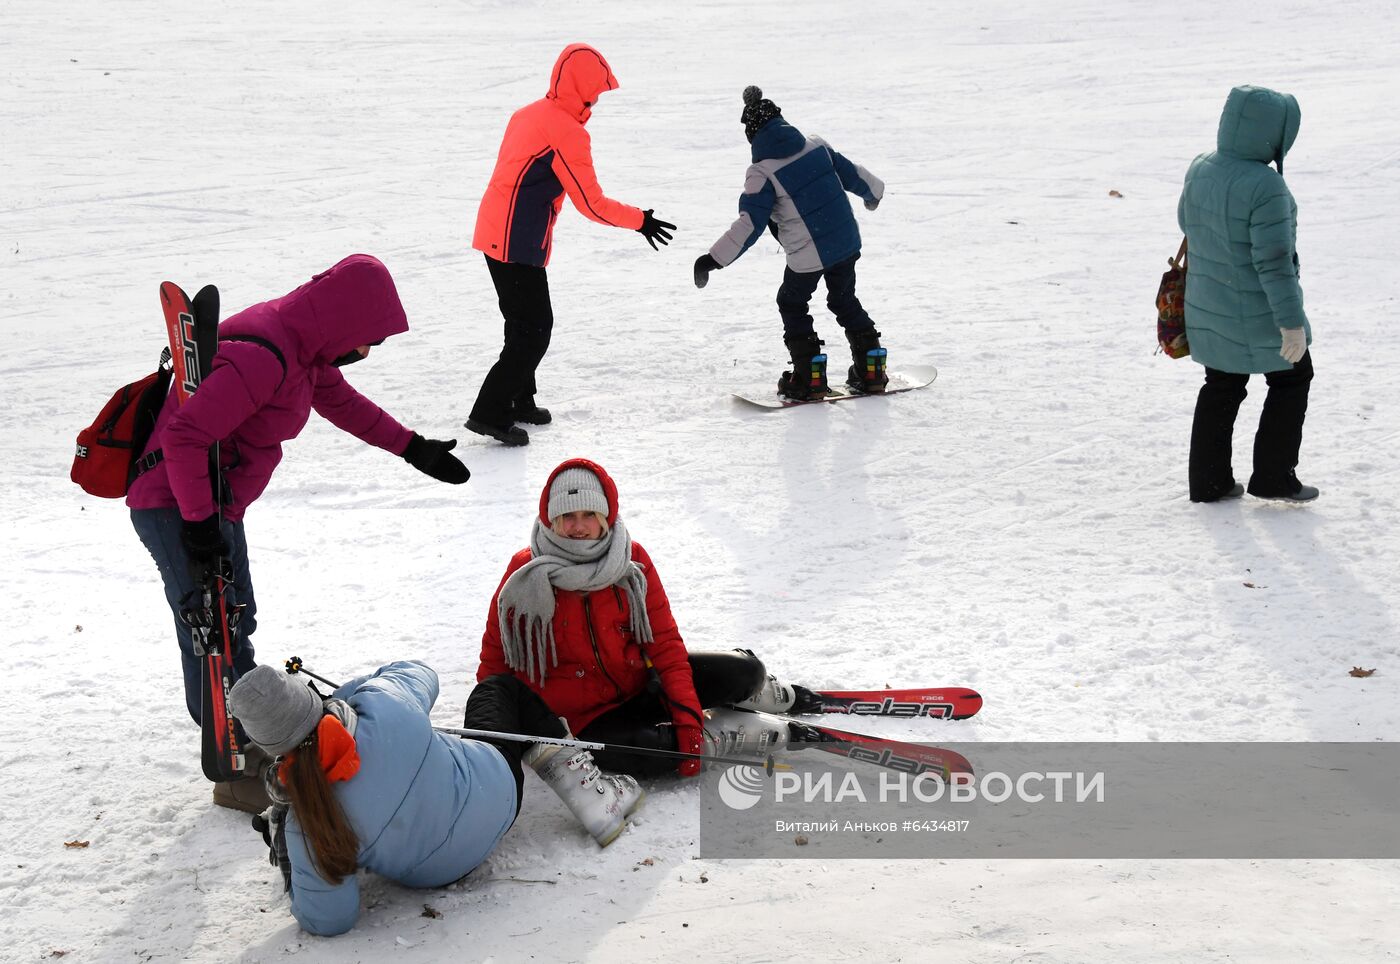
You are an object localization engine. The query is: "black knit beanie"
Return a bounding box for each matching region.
[741,85,782,142]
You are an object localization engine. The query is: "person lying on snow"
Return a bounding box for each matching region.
[229,660,641,937]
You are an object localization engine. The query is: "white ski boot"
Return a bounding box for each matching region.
[526,742,643,847]
[734,674,824,715]
[702,707,794,761]
[734,674,799,713]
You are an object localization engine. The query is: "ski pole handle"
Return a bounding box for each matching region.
[284,656,341,690]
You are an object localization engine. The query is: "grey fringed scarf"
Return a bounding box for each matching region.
[496,516,653,685]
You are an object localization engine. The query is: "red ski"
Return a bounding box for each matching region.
[160,281,247,783]
[786,718,975,781]
[800,686,982,721]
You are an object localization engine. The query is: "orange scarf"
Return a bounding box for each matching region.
[279,715,361,785]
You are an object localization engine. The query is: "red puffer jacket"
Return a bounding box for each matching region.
[476,459,702,733]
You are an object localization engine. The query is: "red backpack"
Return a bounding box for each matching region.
[71,350,172,498]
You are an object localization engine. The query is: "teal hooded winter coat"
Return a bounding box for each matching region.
[1177,86,1310,373]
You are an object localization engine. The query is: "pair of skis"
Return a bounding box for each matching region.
[160,281,248,783]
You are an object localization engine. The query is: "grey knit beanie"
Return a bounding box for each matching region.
[547,466,609,521]
[229,665,324,755]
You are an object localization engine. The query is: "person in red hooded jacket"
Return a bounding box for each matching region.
[477,459,817,778]
[465,44,676,447]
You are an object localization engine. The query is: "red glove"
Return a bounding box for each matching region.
[675,725,705,778]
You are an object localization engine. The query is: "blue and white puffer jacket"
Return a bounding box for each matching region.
[284,661,517,936]
[708,117,884,273]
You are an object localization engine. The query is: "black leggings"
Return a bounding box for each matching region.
[462,674,568,811]
[579,650,766,778]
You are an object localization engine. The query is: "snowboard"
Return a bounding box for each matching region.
[732,364,938,409]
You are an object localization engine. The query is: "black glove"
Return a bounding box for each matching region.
[180,514,229,585]
[402,433,470,484]
[864,197,880,211]
[251,806,292,893]
[693,254,721,289]
[637,209,676,250]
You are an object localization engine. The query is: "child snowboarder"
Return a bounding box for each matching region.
[694,86,887,400]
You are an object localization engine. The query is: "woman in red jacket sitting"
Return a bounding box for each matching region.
[476,458,800,776]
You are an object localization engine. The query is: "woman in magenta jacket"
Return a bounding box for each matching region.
[128,254,468,809]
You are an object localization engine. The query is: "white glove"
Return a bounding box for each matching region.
[1280,327,1307,364]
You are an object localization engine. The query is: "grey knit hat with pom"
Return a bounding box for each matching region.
[741,86,782,142]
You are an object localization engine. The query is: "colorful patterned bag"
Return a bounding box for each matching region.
[1155,237,1190,358]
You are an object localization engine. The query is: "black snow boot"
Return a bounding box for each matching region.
[844,327,888,393]
[777,333,829,400]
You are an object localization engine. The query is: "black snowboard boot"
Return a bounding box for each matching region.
[844,327,888,393]
[777,333,829,401]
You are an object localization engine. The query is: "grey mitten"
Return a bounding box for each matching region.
[1280,327,1307,364]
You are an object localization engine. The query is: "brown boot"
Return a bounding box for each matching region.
[212,775,272,814]
[212,744,275,814]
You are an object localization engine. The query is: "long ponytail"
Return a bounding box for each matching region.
[282,730,359,885]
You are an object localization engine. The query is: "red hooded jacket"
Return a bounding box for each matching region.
[472,44,645,267]
[476,459,703,734]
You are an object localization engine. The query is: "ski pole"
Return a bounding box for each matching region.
[285,657,785,776]
[436,725,785,776]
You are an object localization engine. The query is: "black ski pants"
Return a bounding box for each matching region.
[776,252,874,341]
[469,255,553,428]
[1189,351,1314,501]
[462,673,569,811]
[579,650,766,778]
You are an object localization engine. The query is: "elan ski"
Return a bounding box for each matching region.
[160,281,247,783]
[785,718,975,781]
[792,686,982,720]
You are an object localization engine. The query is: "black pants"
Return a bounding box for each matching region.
[1189,351,1314,501]
[462,674,568,811]
[469,255,553,427]
[776,253,873,340]
[579,650,767,778]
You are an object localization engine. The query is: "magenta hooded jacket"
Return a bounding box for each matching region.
[127,254,415,523]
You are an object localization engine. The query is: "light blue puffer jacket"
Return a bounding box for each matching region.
[284,661,517,936]
[1177,85,1310,373]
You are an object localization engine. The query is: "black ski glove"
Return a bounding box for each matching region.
[637,209,676,250]
[864,197,880,211]
[402,433,470,485]
[180,514,229,585]
[693,254,721,289]
[251,806,292,893]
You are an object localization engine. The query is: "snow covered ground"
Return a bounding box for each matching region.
[4,0,1400,960]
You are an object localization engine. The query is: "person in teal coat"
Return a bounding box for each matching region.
[1178,85,1318,503]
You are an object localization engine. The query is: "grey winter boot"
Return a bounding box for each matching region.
[777,333,829,400]
[526,741,644,847]
[844,327,888,393]
[702,708,794,762]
